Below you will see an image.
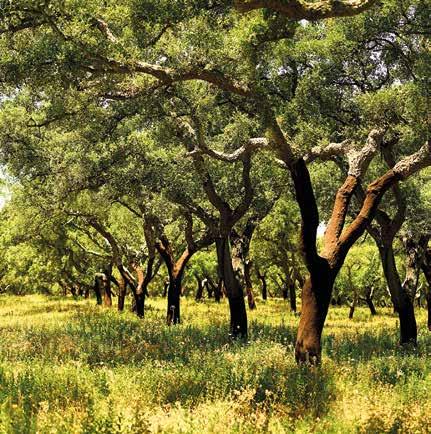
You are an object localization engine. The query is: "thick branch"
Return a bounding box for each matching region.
[340,140,431,252]
[290,158,320,268]
[188,138,268,162]
[231,152,254,224]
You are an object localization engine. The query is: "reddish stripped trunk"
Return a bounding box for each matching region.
[290,153,419,363]
[296,261,334,363]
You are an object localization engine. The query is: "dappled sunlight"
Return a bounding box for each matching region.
[1,296,431,432]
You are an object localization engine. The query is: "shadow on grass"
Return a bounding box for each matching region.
[0,302,89,318]
[324,326,431,364]
[4,300,429,367]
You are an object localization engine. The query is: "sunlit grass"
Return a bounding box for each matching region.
[1,294,431,433]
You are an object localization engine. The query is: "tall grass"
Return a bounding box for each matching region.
[1,294,431,433]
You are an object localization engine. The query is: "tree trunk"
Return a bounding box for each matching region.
[261,277,267,300]
[295,260,333,364]
[288,280,297,313]
[163,280,169,298]
[195,275,204,301]
[244,261,256,310]
[102,265,113,307]
[167,275,182,325]
[214,278,223,302]
[256,269,267,300]
[379,244,417,345]
[204,277,214,298]
[282,282,288,300]
[132,264,147,318]
[93,275,103,305]
[349,293,357,319]
[117,274,127,312]
[228,296,248,338]
[365,287,377,315]
[216,236,247,338]
[70,286,77,297]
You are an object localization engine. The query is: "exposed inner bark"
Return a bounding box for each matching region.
[181,104,429,362]
[287,132,430,363]
[295,262,334,363]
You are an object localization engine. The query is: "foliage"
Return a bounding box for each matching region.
[2,295,431,432]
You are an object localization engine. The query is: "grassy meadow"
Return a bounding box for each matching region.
[1,295,431,433]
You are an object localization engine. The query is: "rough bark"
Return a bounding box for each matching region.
[295,261,334,364]
[291,134,430,363]
[163,280,169,298]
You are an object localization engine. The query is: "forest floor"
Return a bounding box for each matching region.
[1,295,431,433]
